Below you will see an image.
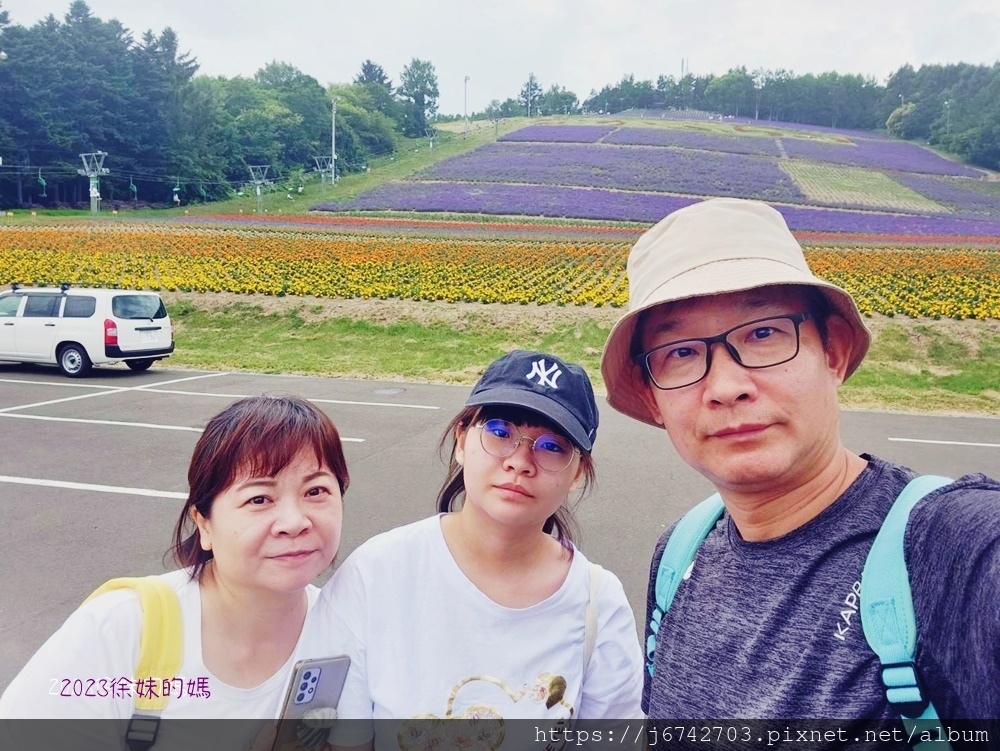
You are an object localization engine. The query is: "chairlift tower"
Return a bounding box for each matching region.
[314,156,333,190]
[78,151,109,214]
[248,165,270,213]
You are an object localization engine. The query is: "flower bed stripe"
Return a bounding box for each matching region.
[415,142,804,201]
[0,227,996,319]
[317,182,1000,236]
[498,124,619,143]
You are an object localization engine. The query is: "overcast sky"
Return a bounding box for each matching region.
[3,0,998,115]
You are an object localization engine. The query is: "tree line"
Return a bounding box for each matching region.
[481,65,1000,171]
[0,1,997,209]
[0,1,440,207]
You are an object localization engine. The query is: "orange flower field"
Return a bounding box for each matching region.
[0,225,997,319]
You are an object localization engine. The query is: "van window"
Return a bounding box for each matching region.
[112,295,167,320]
[23,295,61,317]
[63,296,97,318]
[0,295,21,317]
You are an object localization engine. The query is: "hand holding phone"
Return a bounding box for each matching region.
[273,655,351,751]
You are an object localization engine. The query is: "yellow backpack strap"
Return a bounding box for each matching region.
[84,576,183,713]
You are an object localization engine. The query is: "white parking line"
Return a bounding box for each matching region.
[133,373,231,389]
[0,412,365,440]
[0,413,203,432]
[143,388,440,410]
[0,377,117,390]
[0,375,440,410]
[0,474,187,499]
[888,437,1000,449]
[0,373,231,413]
[0,387,131,413]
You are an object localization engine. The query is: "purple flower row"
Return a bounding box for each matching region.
[893,174,1000,216]
[418,143,805,203]
[315,182,1000,235]
[316,182,698,222]
[616,109,891,140]
[603,127,783,157]
[783,138,981,177]
[498,124,618,143]
[776,204,1000,235]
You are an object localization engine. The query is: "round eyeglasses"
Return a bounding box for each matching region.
[474,418,580,472]
[635,313,812,391]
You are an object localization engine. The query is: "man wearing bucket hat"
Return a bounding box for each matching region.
[600,198,999,724]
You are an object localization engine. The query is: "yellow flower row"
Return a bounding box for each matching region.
[0,227,997,319]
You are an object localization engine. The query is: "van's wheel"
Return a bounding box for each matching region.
[126,358,155,372]
[58,344,92,378]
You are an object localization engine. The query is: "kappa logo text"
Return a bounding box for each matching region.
[526,359,563,389]
[833,580,862,641]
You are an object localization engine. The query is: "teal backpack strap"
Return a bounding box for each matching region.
[861,475,953,750]
[647,493,725,677]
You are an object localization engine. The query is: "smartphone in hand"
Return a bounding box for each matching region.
[273,655,351,751]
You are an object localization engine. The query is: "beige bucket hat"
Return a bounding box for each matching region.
[600,198,871,427]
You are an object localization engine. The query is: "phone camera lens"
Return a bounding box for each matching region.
[303,670,312,679]
[297,693,305,702]
[300,682,308,691]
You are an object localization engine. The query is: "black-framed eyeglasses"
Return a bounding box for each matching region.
[635,313,813,391]
[474,418,580,472]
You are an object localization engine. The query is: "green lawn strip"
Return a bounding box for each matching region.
[781,163,945,211]
[167,300,1000,416]
[169,302,611,382]
[840,322,1000,413]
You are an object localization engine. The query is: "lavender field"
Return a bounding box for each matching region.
[315,117,1000,232]
[893,174,1000,215]
[318,182,698,222]
[318,181,1000,236]
[782,138,981,177]
[498,124,617,143]
[505,119,977,177]
[616,109,894,140]
[603,127,783,157]
[418,142,805,202]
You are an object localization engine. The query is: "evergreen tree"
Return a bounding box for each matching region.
[397,58,438,137]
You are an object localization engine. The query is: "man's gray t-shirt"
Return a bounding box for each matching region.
[643,455,1000,721]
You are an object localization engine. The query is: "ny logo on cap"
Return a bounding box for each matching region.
[526,358,562,389]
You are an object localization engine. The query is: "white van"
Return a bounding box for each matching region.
[0,284,174,377]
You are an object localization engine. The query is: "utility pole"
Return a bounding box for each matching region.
[248,165,270,213]
[331,97,338,184]
[78,151,109,215]
[464,76,470,138]
[944,100,951,134]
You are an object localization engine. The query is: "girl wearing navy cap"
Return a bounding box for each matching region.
[297,350,643,746]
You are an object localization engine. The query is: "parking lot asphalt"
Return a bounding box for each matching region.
[1,362,997,691]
